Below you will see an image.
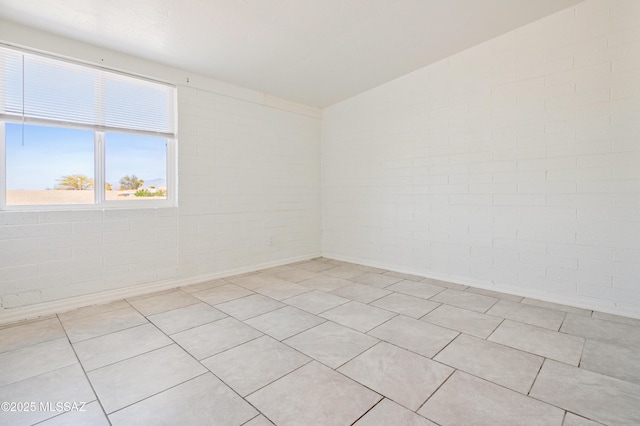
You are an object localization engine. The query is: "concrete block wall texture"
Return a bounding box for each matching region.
[322,0,640,317]
[1,0,639,319]
[0,24,322,313]
[176,87,321,279]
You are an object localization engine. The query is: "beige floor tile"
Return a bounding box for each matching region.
[561,314,640,351]
[591,311,640,327]
[320,258,353,267]
[180,278,229,293]
[355,265,388,274]
[330,283,391,304]
[322,265,368,279]
[73,323,172,371]
[370,292,440,319]
[248,361,380,426]
[434,334,543,394]
[562,412,603,426]
[37,401,109,426]
[172,317,262,359]
[243,415,275,426]
[58,300,130,322]
[288,260,315,267]
[60,307,147,343]
[352,272,403,288]
[421,277,468,291]
[245,306,325,340]
[465,286,523,302]
[88,344,206,413]
[271,268,321,283]
[0,318,65,353]
[191,284,254,305]
[431,289,498,313]
[369,315,458,358]
[354,398,437,426]
[147,302,227,335]
[321,301,396,333]
[487,299,565,330]
[383,271,425,282]
[419,371,564,426]
[127,290,200,316]
[489,320,584,366]
[521,298,592,317]
[295,260,338,273]
[339,342,452,411]
[108,373,257,426]
[202,335,310,396]
[580,339,640,385]
[226,273,284,290]
[283,290,349,314]
[0,364,96,426]
[215,294,284,320]
[530,360,640,425]
[386,280,445,300]
[254,281,312,300]
[298,275,353,291]
[284,321,379,368]
[422,304,502,338]
[0,338,76,387]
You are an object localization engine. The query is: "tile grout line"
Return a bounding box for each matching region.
[526,356,546,396]
[414,366,457,416]
[522,359,585,419]
[58,313,113,426]
[329,333,381,371]
[429,332,463,360]
[105,371,210,418]
[82,342,175,374]
[348,397,384,425]
[118,315,270,422]
[419,310,503,339]
[61,306,148,345]
[241,358,314,400]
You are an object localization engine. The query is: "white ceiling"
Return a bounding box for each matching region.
[0,0,585,108]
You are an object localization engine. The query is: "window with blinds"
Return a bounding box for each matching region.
[0,45,176,208]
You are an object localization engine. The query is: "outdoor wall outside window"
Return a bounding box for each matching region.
[0,45,176,209]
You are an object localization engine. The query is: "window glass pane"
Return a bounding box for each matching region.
[105,133,167,201]
[5,123,94,205]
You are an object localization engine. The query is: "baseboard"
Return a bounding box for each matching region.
[322,252,640,320]
[0,252,321,325]
[4,251,638,324]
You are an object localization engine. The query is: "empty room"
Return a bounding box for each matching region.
[1,0,639,425]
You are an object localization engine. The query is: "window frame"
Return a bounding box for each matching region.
[0,45,177,211]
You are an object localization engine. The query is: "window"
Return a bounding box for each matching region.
[0,45,176,208]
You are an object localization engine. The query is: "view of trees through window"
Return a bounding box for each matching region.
[5,123,167,206]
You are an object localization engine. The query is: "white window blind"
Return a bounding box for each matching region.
[0,45,175,136]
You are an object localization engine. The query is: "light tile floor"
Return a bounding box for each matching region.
[1,258,640,425]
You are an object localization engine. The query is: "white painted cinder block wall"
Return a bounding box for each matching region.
[322,0,640,318]
[0,22,321,319]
